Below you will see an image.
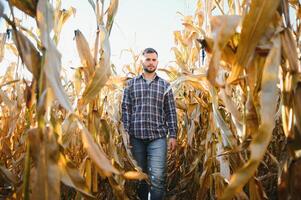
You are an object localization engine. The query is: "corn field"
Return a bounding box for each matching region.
[0,0,300,199]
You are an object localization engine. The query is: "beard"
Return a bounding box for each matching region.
[143,65,156,73]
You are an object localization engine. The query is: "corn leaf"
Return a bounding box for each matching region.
[227,0,280,84]
[0,33,7,62]
[12,29,41,79]
[221,35,280,200]
[59,153,95,198]
[9,0,37,17]
[81,26,111,103]
[105,0,119,35]
[76,120,119,176]
[36,0,73,112]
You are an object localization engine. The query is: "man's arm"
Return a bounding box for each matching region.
[122,81,132,134]
[164,86,178,139]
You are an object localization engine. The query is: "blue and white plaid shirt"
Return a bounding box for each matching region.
[122,74,177,140]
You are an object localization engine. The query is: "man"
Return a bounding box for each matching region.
[122,48,177,200]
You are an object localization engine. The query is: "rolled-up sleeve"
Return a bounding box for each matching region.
[164,86,178,139]
[122,81,132,133]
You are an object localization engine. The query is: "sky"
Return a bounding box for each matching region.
[59,0,195,72]
[0,0,196,77]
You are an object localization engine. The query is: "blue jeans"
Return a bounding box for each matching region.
[130,136,167,200]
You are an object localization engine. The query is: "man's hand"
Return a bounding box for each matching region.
[168,138,177,152]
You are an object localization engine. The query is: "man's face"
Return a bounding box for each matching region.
[142,52,158,73]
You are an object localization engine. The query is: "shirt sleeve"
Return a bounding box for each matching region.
[122,80,132,134]
[164,85,178,139]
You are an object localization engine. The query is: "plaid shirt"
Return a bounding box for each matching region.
[122,74,177,140]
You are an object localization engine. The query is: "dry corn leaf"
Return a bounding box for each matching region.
[245,91,260,139]
[280,27,301,147]
[88,0,96,13]
[249,178,268,200]
[197,37,237,66]
[213,172,228,197]
[158,67,180,81]
[278,157,301,200]
[246,55,266,99]
[216,142,231,181]
[227,0,280,84]
[37,0,73,112]
[288,0,300,7]
[77,120,119,177]
[31,127,60,200]
[184,31,199,47]
[0,1,3,17]
[245,55,265,138]
[182,15,204,35]
[190,46,200,66]
[187,118,196,146]
[187,102,198,118]
[281,28,300,72]
[105,0,119,35]
[173,31,185,46]
[168,75,207,96]
[182,15,194,30]
[118,124,140,169]
[198,132,214,199]
[73,68,83,96]
[294,82,301,136]
[82,26,111,103]
[0,165,18,186]
[84,158,92,192]
[207,15,240,87]
[0,33,7,62]
[196,10,204,27]
[5,43,18,57]
[60,117,78,148]
[171,47,187,71]
[96,0,104,27]
[58,153,95,198]
[9,0,37,17]
[0,88,19,138]
[259,31,280,121]
[210,86,236,148]
[219,88,242,122]
[27,128,41,164]
[54,7,76,43]
[12,29,41,79]
[0,89,14,108]
[108,176,129,200]
[44,129,61,200]
[221,35,280,200]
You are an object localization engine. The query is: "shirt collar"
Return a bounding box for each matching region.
[139,73,159,81]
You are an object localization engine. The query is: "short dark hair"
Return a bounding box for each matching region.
[142,48,158,56]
